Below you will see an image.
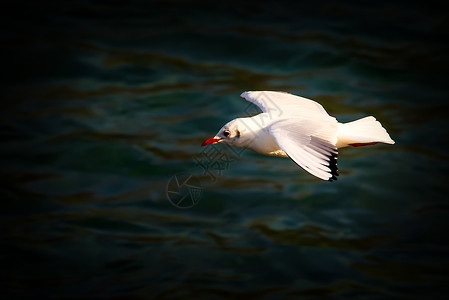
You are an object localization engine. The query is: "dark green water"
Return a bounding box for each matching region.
[2,1,449,299]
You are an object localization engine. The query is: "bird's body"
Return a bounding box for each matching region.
[202,91,395,181]
[230,114,287,156]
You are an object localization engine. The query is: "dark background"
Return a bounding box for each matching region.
[2,0,449,299]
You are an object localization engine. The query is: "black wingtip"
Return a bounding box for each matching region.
[328,152,339,182]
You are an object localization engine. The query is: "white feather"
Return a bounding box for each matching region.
[241,91,333,120]
[336,116,395,147]
[269,118,339,181]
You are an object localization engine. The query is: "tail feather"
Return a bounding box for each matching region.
[336,116,395,148]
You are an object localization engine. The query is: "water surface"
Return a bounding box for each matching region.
[2,0,449,299]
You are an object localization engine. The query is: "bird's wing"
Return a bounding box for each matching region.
[241,91,330,119]
[269,118,339,181]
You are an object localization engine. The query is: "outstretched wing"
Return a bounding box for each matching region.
[269,118,339,181]
[241,91,331,119]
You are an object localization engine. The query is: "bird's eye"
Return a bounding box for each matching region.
[223,130,230,137]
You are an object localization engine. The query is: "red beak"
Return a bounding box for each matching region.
[201,137,221,146]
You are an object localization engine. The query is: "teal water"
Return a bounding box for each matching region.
[2,1,449,299]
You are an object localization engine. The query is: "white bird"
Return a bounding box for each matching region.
[202,91,395,181]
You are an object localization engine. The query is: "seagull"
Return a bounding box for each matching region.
[202,91,395,181]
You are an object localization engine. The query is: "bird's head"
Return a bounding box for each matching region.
[202,118,250,147]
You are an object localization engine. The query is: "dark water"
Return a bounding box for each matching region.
[2,0,449,298]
